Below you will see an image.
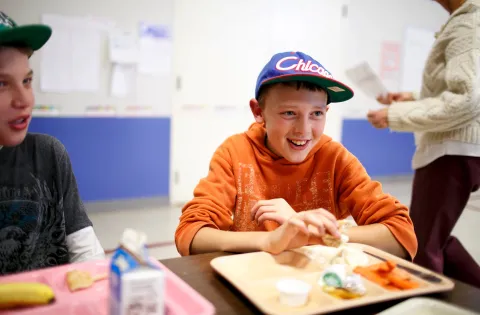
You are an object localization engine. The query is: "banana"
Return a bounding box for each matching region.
[0,282,55,309]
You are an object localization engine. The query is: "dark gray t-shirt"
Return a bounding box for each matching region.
[0,133,92,275]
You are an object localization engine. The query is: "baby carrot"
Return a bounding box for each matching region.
[353,267,389,286]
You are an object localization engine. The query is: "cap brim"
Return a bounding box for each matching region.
[260,74,354,103]
[0,24,52,51]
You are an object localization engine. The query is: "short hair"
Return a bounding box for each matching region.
[257,81,328,108]
[0,43,34,57]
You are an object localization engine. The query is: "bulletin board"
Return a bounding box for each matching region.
[4,0,174,117]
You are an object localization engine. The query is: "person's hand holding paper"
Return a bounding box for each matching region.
[368,91,415,129]
[376,92,415,105]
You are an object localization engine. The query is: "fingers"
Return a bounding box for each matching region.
[392,92,412,102]
[285,217,309,235]
[250,200,269,220]
[311,208,336,222]
[302,212,340,238]
[253,205,276,222]
[367,111,388,129]
[257,210,283,225]
[376,93,393,105]
[307,209,338,231]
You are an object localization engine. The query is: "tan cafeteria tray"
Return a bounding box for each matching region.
[210,243,455,315]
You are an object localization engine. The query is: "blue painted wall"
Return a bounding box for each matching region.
[27,117,413,202]
[341,119,416,177]
[29,117,170,202]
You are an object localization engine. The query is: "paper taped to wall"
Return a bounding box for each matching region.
[345,62,388,99]
[110,64,135,98]
[138,22,172,76]
[40,14,102,93]
[109,31,139,64]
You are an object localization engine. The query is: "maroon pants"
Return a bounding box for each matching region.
[410,155,480,288]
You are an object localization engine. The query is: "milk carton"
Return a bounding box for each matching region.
[109,228,165,315]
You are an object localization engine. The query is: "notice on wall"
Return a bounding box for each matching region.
[379,41,401,90]
[109,30,139,64]
[138,22,172,76]
[110,64,135,98]
[40,14,103,93]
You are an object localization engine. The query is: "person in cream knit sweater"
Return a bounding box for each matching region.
[368,0,480,288]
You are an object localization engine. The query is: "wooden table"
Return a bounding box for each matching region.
[160,252,480,315]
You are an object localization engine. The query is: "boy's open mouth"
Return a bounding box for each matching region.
[288,139,310,147]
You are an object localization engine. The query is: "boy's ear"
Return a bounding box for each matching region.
[326,105,330,112]
[249,98,264,124]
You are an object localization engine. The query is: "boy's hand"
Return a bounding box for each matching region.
[250,198,296,225]
[261,210,341,255]
[376,92,414,105]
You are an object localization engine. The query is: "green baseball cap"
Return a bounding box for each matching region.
[0,12,51,51]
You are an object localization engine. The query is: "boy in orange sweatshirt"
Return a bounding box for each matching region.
[175,51,417,260]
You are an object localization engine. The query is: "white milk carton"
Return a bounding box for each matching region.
[109,228,165,315]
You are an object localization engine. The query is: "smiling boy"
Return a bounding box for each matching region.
[0,12,104,275]
[175,51,417,259]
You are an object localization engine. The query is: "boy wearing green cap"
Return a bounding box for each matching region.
[0,12,105,275]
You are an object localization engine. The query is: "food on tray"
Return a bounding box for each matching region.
[318,264,366,300]
[276,278,312,307]
[322,220,352,248]
[332,247,370,268]
[322,285,364,300]
[354,260,420,291]
[0,282,55,309]
[322,233,349,248]
[66,269,108,292]
[304,245,369,269]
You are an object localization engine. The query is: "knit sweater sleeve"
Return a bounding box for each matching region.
[388,12,480,133]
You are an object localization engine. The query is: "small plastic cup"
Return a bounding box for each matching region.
[276,278,312,307]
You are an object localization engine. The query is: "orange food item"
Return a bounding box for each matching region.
[352,267,389,286]
[353,260,420,291]
[386,273,420,290]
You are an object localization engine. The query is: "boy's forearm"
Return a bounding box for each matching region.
[190,227,269,255]
[346,224,408,259]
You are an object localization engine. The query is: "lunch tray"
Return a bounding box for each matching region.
[0,258,215,315]
[210,243,455,315]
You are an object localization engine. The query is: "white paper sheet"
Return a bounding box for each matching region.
[71,29,102,92]
[138,22,172,76]
[40,25,72,93]
[109,31,139,64]
[40,14,102,93]
[345,62,388,99]
[401,27,436,92]
[110,64,135,98]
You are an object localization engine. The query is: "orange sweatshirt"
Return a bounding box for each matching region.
[175,123,417,258]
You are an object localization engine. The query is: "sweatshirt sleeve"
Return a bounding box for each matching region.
[388,14,480,133]
[175,142,237,256]
[336,155,418,260]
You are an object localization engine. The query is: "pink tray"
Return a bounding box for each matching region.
[0,258,215,315]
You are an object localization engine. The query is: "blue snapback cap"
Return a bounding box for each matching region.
[255,51,354,103]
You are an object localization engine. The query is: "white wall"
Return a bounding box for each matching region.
[2,0,174,116]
